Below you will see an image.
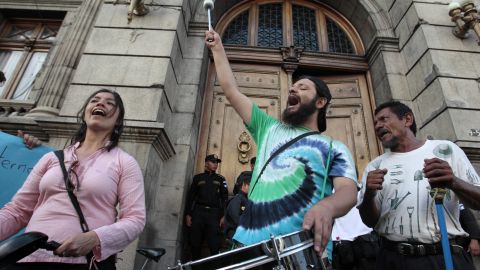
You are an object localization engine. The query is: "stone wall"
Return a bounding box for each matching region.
[385,0,480,151]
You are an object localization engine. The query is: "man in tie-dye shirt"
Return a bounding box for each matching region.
[205,30,357,255]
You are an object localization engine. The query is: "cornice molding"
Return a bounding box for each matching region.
[0,117,175,161]
[0,0,83,10]
[220,46,368,71]
[365,36,400,66]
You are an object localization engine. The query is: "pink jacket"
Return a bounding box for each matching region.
[0,143,146,263]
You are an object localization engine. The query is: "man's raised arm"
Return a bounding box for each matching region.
[206,30,252,125]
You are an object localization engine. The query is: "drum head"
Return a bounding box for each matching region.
[0,232,48,268]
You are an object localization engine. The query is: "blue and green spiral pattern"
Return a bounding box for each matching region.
[233,104,357,245]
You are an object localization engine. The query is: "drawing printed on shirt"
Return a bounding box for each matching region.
[432,144,452,159]
[442,204,462,232]
[414,170,423,233]
[390,178,402,185]
[391,216,396,233]
[388,189,411,210]
[400,216,404,235]
[445,189,452,201]
[372,159,382,170]
[390,170,403,176]
[407,206,415,241]
[467,168,480,184]
[425,185,436,241]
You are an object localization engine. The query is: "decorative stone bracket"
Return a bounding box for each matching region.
[280,46,304,73]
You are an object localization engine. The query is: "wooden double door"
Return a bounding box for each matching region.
[196,63,379,193]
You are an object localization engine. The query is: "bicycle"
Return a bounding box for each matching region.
[0,231,165,270]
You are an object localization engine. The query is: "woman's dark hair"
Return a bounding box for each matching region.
[71,89,125,151]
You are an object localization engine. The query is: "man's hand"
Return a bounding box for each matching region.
[469,239,480,256]
[424,158,456,189]
[54,231,99,257]
[364,169,387,198]
[17,130,42,149]
[185,214,192,227]
[302,202,334,255]
[205,30,222,50]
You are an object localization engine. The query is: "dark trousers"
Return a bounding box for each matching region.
[190,207,221,260]
[376,246,476,270]
[333,240,378,270]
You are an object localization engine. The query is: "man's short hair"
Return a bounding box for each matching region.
[296,75,332,133]
[250,157,256,166]
[375,101,417,135]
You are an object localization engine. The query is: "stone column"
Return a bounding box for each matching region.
[28,0,104,117]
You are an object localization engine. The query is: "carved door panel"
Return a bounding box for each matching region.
[197,66,378,192]
[321,74,379,179]
[197,64,286,193]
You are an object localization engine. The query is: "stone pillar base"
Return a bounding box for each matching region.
[27,106,60,117]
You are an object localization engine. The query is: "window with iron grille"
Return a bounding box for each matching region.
[326,17,354,54]
[220,1,358,55]
[257,3,283,48]
[292,5,318,51]
[223,10,249,46]
[0,18,61,100]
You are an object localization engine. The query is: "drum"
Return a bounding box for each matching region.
[169,230,326,270]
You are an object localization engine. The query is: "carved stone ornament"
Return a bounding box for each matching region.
[280,46,304,73]
[237,131,252,164]
[280,46,304,63]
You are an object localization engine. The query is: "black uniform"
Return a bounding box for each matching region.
[224,190,248,240]
[186,171,228,260]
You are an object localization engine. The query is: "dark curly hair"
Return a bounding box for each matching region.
[71,89,125,151]
[375,101,417,135]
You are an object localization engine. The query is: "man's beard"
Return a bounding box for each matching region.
[382,135,399,150]
[282,97,317,127]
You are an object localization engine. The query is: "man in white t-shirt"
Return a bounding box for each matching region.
[358,101,480,270]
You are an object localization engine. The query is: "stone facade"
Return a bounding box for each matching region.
[0,0,479,269]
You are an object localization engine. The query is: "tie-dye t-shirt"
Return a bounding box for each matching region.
[233,104,357,245]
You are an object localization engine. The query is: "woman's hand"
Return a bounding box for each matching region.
[54,231,100,257]
[17,130,42,149]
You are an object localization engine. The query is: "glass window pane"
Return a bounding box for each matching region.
[3,24,36,40]
[223,10,249,46]
[257,4,283,48]
[0,51,23,97]
[40,25,60,41]
[326,18,354,54]
[12,52,47,100]
[292,5,319,51]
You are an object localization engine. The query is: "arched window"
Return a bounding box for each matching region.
[220,0,361,55]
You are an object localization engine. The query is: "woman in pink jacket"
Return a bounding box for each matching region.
[0,89,146,270]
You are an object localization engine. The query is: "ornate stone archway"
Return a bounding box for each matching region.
[208,0,407,106]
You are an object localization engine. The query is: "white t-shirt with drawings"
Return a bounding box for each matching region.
[359,139,480,243]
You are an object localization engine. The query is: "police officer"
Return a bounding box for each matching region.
[185,154,228,260]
